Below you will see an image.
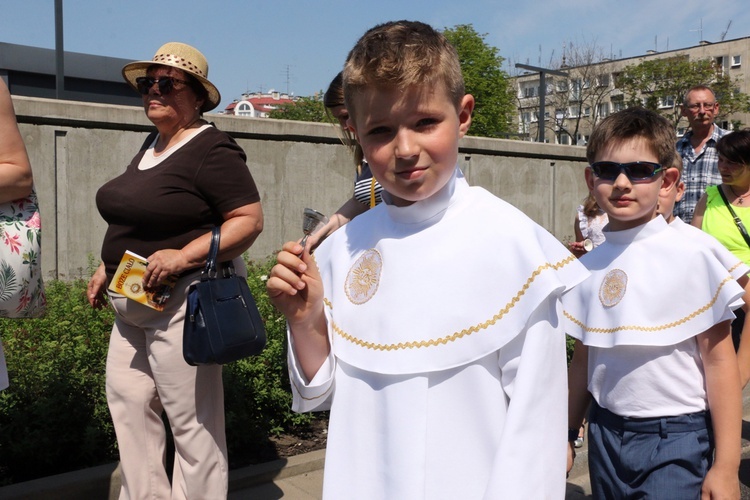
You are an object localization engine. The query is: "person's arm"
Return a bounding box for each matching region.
[735,276,750,388]
[698,319,741,499]
[87,262,109,309]
[567,339,591,473]
[142,202,263,288]
[0,79,33,203]
[267,241,330,380]
[691,193,708,229]
[307,196,369,250]
[569,215,587,258]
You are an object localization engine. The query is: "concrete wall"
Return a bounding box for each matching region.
[11,96,588,280]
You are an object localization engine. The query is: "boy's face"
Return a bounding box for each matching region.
[586,138,677,231]
[349,83,473,207]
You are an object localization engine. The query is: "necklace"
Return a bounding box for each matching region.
[728,184,750,205]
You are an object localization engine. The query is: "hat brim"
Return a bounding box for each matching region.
[122,61,221,112]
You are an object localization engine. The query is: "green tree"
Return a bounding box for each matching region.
[442,24,515,138]
[268,94,335,123]
[617,56,750,130]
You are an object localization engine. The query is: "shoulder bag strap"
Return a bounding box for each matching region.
[717,186,750,248]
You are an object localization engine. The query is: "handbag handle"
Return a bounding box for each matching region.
[203,226,222,279]
[717,185,750,248]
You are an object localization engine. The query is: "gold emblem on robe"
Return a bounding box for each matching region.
[345,249,382,304]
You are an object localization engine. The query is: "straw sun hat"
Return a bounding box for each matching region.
[122,42,221,112]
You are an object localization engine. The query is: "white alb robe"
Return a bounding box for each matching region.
[563,217,744,417]
[289,168,589,499]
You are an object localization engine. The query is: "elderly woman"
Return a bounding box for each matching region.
[692,129,750,384]
[86,42,263,498]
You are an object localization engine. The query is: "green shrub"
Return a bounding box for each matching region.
[0,257,317,485]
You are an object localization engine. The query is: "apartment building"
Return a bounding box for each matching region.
[513,35,750,144]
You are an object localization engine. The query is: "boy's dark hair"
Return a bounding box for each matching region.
[323,71,364,167]
[342,20,465,119]
[717,129,750,166]
[586,107,676,168]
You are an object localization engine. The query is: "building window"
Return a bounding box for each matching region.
[559,134,570,145]
[583,106,591,116]
[612,97,625,112]
[569,105,580,117]
[732,55,742,68]
[597,74,610,87]
[659,96,675,108]
[557,80,569,92]
[597,102,610,118]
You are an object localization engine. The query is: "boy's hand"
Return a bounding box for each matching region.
[267,241,324,324]
[701,465,740,499]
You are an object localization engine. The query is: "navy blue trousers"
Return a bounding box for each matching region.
[588,401,713,499]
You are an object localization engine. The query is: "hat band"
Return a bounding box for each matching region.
[151,53,207,78]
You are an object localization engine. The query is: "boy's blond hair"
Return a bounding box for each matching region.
[342,20,465,119]
[586,107,676,168]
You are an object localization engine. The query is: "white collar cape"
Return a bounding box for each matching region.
[312,167,589,375]
[563,216,743,348]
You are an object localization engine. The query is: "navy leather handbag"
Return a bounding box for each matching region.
[183,226,266,365]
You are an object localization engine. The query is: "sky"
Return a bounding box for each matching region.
[1,0,749,112]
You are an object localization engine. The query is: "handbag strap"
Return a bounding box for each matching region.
[717,185,750,248]
[203,226,221,279]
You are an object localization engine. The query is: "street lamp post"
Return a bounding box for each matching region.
[515,63,568,143]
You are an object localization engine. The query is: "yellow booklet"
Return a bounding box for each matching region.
[108,250,178,311]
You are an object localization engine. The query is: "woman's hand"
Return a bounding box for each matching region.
[143,249,187,288]
[87,262,109,309]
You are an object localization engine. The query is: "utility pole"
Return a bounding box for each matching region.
[55,0,64,99]
[515,63,568,143]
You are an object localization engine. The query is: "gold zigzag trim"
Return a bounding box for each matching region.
[727,261,745,275]
[328,254,577,351]
[290,377,333,401]
[564,275,734,333]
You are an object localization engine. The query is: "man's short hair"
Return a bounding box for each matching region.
[717,129,750,166]
[586,107,676,168]
[683,85,717,105]
[342,20,465,118]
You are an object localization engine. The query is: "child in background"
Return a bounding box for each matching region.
[570,191,608,258]
[658,152,750,386]
[267,20,589,499]
[565,107,743,499]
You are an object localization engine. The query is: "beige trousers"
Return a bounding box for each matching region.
[106,270,228,500]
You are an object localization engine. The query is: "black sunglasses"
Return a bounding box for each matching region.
[590,161,664,182]
[135,76,191,95]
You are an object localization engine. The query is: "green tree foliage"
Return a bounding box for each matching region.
[268,95,335,124]
[442,24,515,138]
[618,56,750,129]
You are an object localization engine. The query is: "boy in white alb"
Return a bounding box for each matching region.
[267,21,589,499]
[565,107,743,499]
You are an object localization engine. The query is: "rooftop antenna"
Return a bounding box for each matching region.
[720,20,732,41]
[690,18,703,42]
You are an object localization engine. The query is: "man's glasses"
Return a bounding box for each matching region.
[590,161,664,182]
[685,102,717,111]
[135,76,191,95]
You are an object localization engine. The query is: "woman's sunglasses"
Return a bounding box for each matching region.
[590,161,664,182]
[135,76,191,95]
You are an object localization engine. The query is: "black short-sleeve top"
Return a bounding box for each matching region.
[96,125,260,278]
